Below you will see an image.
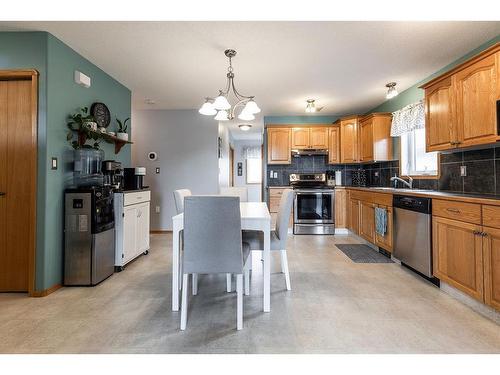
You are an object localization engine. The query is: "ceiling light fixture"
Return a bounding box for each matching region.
[199,49,260,121]
[305,99,317,113]
[238,124,252,131]
[385,82,398,99]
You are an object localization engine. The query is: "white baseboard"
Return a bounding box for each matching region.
[440,282,500,325]
[335,228,349,235]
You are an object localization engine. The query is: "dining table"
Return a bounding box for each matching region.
[171,201,272,312]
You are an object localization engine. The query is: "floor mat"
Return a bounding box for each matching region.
[335,244,394,263]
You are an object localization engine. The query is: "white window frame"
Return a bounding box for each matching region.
[400,127,439,178]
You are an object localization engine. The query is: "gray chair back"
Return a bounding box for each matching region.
[173,189,192,214]
[275,189,294,245]
[183,196,244,274]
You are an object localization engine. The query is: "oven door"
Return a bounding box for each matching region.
[294,190,334,224]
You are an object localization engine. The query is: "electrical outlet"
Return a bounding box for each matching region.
[460,165,467,177]
[155,167,160,174]
[155,206,161,213]
[269,170,274,178]
[273,172,278,178]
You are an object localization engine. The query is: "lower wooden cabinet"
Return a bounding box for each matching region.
[483,226,500,310]
[375,205,393,252]
[348,197,360,235]
[359,201,375,243]
[334,188,347,229]
[432,216,484,301]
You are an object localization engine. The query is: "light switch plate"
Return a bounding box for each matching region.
[269,170,274,178]
[155,167,160,174]
[51,157,58,170]
[273,172,278,178]
[155,206,160,213]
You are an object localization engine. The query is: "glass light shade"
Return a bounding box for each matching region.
[305,101,316,113]
[243,99,261,114]
[214,110,229,121]
[198,101,217,115]
[386,84,398,99]
[213,95,231,110]
[238,124,252,131]
[238,110,255,121]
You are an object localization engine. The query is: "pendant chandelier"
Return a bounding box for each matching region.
[199,49,260,121]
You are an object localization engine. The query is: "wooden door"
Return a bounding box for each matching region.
[375,205,393,252]
[425,77,456,151]
[291,128,310,149]
[0,77,37,292]
[310,127,328,149]
[432,216,484,301]
[348,198,360,235]
[483,226,500,310]
[454,53,499,147]
[328,126,340,164]
[359,201,375,243]
[359,118,373,162]
[123,205,138,263]
[267,128,291,164]
[340,118,359,163]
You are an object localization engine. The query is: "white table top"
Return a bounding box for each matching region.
[173,201,271,222]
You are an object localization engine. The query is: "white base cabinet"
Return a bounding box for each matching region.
[114,190,151,270]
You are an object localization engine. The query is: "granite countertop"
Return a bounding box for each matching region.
[345,186,500,206]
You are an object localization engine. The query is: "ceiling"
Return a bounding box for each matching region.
[1,21,500,140]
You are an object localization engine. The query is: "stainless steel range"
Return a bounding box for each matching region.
[290,173,335,235]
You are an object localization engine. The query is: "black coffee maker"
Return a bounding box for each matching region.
[102,160,123,190]
[123,167,146,190]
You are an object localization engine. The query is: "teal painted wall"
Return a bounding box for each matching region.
[369,34,500,114]
[0,32,131,291]
[264,115,339,125]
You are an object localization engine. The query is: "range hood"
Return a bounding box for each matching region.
[292,148,328,156]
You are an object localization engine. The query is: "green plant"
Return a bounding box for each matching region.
[116,117,130,133]
[66,107,101,150]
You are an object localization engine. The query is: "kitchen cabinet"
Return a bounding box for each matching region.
[114,190,151,270]
[267,128,291,164]
[359,201,375,243]
[328,126,340,164]
[348,196,360,235]
[334,188,347,229]
[375,205,393,252]
[483,226,500,310]
[432,216,484,301]
[291,127,328,150]
[339,116,359,163]
[268,187,293,229]
[358,113,393,162]
[422,44,500,152]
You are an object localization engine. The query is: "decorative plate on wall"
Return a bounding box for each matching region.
[90,102,111,128]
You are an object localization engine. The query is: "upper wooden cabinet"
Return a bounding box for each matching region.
[328,126,340,164]
[339,116,359,163]
[291,127,328,149]
[358,113,392,162]
[267,128,291,164]
[422,44,500,152]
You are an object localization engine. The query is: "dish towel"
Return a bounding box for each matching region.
[375,207,387,236]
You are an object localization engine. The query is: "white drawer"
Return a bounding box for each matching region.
[123,190,151,206]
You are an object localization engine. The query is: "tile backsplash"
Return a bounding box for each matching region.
[267,146,500,196]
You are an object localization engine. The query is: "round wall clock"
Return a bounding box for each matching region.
[90,102,111,128]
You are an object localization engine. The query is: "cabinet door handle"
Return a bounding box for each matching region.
[482,232,488,237]
[446,208,460,213]
[0,192,5,197]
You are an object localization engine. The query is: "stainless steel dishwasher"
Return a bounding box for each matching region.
[393,195,432,277]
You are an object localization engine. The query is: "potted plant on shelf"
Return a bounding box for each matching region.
[66,107,101,150]
[116,118,130,141]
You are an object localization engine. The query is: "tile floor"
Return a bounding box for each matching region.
[0,233,499,354]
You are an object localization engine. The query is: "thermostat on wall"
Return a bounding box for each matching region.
[74,70,91,88]
[147,151,158,161]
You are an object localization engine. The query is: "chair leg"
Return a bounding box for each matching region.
[180,273,189,330]
[179,253,183,291]
[226,273,232,292]
[280,249,291,291]
[192,273,198,295]
[244,268,250,296]
[236,274,243,330]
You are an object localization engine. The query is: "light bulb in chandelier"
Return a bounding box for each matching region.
[238,110,255,121]
[385,82,398,99]
[199,99,217,116]
[213,95,231,110]
[243,99,261,114]
[214,110,229,121]
[305,99,316,113]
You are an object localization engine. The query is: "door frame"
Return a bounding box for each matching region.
[229,145,234,187]
[0,70,38,296]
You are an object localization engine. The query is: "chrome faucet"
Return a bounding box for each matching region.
[390,175,413,189]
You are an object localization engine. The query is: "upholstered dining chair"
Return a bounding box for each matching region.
[181,196,251,330]
[220,187,248,202]
[173,189,192,214]
[242,189,294,290]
